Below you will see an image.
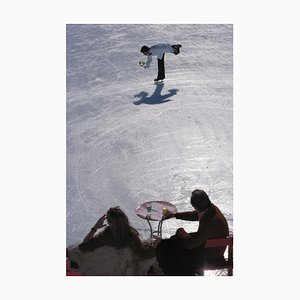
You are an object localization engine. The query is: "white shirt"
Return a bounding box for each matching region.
[145,43,174,68]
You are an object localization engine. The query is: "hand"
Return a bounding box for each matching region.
[163,212,175,220]
[176,227,186,236]
[93,214,107,230]
[152,237,162,247]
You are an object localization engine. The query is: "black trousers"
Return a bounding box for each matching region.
[156,235,205,276]
[157,54,165,80]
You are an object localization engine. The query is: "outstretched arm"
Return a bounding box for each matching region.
[163,210,199,221]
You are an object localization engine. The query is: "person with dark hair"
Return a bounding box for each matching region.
[139,43,182,83]
[78,206,158,259]
[155,189,229,275]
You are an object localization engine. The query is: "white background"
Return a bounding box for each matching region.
[1,0,299,299]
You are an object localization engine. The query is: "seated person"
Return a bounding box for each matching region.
[78,206,157,260]
[156,189,229,275]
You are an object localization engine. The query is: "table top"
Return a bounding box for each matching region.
[135,200,177,221]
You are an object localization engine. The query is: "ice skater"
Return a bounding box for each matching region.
[139,43,182,83]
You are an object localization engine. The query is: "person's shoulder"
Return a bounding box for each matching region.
[129,227,140,237]
[213,204,225,216]
[126,231,142,250]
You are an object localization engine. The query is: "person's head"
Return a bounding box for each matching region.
[140,45,150,55]
[106,206,129,227]
[190,189,212,213]
[106,206,138,247]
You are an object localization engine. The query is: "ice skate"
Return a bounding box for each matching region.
[154,77,165,84]
[172,44,182,55]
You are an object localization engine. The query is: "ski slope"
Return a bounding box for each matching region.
[67,24,233,247]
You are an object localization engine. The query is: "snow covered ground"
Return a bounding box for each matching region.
[66,24,233,247]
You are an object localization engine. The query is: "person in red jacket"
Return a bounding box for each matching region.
[155,189,229,275]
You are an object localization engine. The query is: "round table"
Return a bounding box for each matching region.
[135,200,177,239]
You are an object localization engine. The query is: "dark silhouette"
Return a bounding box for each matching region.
[78,206,157,259]
[133,84,178,105]
[155,189,229,275]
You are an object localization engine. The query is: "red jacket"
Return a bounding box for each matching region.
[175,204,229,259]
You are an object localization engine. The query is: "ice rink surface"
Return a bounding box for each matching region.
[67,24,233,246]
